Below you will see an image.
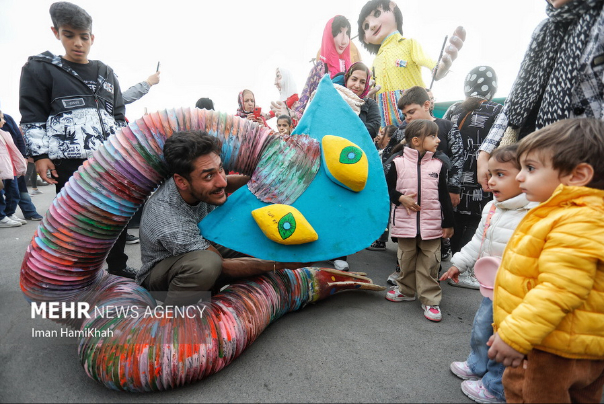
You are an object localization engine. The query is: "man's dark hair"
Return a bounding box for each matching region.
[358,0,403,54]
[49,2,92,31]
[163,131,221,180]
[397,86,430,111]
[195,98,214,111]
[332,15,351,37]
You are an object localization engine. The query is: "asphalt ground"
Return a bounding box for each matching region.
[0,185,516,403]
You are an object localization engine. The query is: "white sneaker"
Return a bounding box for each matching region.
[8,214,27,225]
[332,259,349,271]
[0,216,22,227]
[448,272,480,290]
[421,304,442,322]
[387,271,399,286]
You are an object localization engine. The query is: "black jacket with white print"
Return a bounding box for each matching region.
[19,51,126,161]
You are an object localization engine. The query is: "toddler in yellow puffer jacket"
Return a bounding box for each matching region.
[488,118,604,403]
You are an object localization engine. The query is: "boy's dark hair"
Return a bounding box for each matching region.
[517,118,604,190]
[277,115,292,126]
[397,86,430,111]
[195,98,214,111]
[332,15,351,37]
[404,119,438,145]
[490,144,520,170]
[358,0,403,54]
[164,131,221,181]
[49,2,92,31]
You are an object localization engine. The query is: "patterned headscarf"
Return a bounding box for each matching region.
[505,0,604,132]
[464,66,497,101]
[344,62,372,99]
[236,89,255,118]
[276,67,298,102]
[319,16,352,79]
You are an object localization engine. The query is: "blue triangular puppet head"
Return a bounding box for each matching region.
[200,74,389,261]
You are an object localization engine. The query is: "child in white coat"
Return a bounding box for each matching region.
[440,144,537,403]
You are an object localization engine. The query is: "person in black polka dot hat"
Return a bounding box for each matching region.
[464,66,497,101]
[442,66,503,290]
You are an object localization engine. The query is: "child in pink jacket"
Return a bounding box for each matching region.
[385,119,454,322]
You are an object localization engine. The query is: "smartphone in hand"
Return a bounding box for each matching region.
[253,107,262,119]
[156,61,160,72]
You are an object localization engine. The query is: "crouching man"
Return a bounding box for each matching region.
[136,130,305,306]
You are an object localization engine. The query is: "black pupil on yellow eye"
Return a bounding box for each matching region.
[339,146,363,165]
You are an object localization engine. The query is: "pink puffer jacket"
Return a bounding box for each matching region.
[390,147,443,240]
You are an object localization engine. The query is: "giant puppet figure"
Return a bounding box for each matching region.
[271,15,354,126]
[358,0,466,127]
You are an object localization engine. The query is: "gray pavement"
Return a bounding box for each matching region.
[1,184,484,403]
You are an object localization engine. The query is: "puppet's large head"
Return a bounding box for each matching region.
[321,15,352,78]
[357,0,403,55]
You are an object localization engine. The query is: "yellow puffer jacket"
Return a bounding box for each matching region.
[493,185,604,360]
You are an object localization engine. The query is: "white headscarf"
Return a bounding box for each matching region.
[276,67,298,102]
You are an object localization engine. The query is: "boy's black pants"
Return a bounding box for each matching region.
[53,158,129,271]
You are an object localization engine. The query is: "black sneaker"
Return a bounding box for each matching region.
[366,240,386,251]
[126,233,140,244]
[441,248,452,261]
[107,266,137,279]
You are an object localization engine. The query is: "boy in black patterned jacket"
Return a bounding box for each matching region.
[19,1,133,278]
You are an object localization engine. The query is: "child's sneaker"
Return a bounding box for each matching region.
[461,379,503,403]
[385,286,415,302]
[450,361,480,380]
[448,272,480,290]
[386,262,401,285]
[421,304,442,322]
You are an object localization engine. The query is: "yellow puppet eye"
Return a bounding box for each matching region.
[322,135,368,192]
[251,204,318,245]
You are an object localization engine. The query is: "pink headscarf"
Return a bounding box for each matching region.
[236,89,254,118]
[319,16,351,79]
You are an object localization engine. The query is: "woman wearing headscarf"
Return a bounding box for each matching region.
[344,62,381,139]
[236,89,267,126]
[442,66,502,289]
[268,67,300,125]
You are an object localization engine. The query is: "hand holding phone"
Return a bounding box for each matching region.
[253,107,262,119]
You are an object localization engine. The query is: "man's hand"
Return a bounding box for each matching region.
[146,71,160,86]
[487,332,525,368]
[442,227,454,239]
[449,192,460,207]
[35,158,58,184]
[477,151,491,192]
[439,265,460,283]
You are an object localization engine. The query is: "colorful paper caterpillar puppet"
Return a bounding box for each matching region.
[357,0,466,127]
[20,76,389,391]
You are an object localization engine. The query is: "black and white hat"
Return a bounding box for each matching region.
[464,66,497,101]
